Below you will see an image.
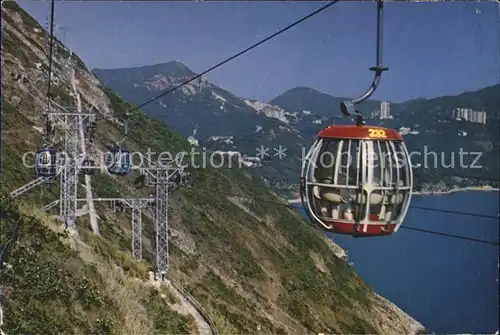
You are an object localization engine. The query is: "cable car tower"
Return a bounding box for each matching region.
[136,156,185,280]
[55,111,96,229]
[300,0,413,237]
[6,0,190,281]
[8,0,95,231]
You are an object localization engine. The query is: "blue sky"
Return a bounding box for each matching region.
[17,1,500,102]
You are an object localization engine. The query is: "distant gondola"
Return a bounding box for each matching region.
[105,147,131,175]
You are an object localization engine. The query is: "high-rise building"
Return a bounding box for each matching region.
[380,101,390,119]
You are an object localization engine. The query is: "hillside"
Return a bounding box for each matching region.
[389,85,500,191]
[1,2,425,334]
[95,59,499,196]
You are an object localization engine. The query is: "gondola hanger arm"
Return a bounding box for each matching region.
[340,0,388,123]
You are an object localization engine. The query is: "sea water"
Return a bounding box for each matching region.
[297,191,499,333]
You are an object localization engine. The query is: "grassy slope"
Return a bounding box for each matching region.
[1,2,420,334]
[102,84,378,334]
[0,195,195,334]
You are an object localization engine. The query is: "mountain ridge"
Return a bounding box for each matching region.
[93,61,197,81]
[1,2,425,334]
[97,60,498,105]
[94,60,193,72]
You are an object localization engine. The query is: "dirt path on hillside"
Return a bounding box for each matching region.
[71,70,98,234]
[146,272,214,335]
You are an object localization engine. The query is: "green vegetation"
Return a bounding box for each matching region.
[4,1,41,29]
[97,88,384,333]
[140,289,194,334]
[98,78,386,334]
[1,98,61,204]
[2,2,49,66]
[0,195,193,334]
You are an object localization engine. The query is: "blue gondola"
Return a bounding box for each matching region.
[105,147,131,175]
[34,148,58,177]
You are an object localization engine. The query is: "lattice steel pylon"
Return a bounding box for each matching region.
[131,200,143,260]
[50,111,95,229]
[141,163,182,280]
[155,170,169,279]
[71,197,153,260]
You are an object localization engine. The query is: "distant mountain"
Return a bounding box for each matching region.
[94,62,500,195]
[269,86,381,118]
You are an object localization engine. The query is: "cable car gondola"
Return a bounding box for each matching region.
[34,148,58,178]
[300,0,412,237]
[105,147,131,175]
[300,125,412,236]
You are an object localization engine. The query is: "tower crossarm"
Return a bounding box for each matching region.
[42,199,61,212]
[9,177,54,198]
[76,197,154,207]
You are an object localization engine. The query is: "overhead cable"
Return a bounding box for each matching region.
[125,1,340,114]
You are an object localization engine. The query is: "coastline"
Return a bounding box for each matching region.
[288,198,303,204]
[287,185,497,334]
[287,186,499,204]
[412,186,499,196]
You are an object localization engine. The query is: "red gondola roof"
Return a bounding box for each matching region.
[318,125,402,141]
